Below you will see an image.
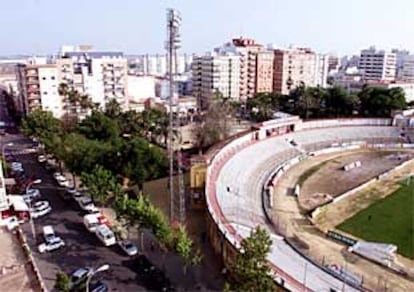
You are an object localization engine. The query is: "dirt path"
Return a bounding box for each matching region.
[270,149,414,292]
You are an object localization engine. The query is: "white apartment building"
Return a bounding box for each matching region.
[18,64,63,118]
[314,54,329,88]
[398,54,414,82]
[59,51,128,110]
[132,54,193,76]
[192,53,240,109]
[359,47,396,81]
[17,49,129,118]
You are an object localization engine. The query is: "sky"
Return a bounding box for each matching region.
[1,0,413,56]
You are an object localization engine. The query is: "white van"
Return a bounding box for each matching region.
[95,224,116,246]
[42,225,55,243]
[83,214,100,232]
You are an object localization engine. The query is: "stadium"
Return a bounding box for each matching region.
[191,110,414,292]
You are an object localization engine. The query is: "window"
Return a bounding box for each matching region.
[51,76,55,80]
[42,77,46,80]
[43,91,48,95]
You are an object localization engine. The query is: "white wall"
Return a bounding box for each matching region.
[128,75,156,102]
[38,67,62,117]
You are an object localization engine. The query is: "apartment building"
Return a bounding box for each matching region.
[130,54,193,76]
[19,64,63,117]
[61,51,128,109]
[397,54,414,82]
[255,51,274,93]
[192,53,240,109]
[17,48,129,118]
[273,48,320,95]
[359,46,396,81]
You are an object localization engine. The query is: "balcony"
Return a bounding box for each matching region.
[27,86,40,93]
[27,93,40,101]
[26,77,39,84]
[26,70,38,76]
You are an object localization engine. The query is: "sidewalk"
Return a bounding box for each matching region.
[101,206,224,291]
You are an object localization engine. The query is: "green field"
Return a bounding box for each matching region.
[337,177,414,259]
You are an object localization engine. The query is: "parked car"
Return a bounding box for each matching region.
[95,224,116,246]
[26,188,41,198]
[78,196,98,213]
[89,280,109,292]
[30,201,51,219]
[118,240,138,256]
[37,155,47,163]
[22,188,41,203]
[38,236,65,253]
[72,191,85,203]
[69,267,92,289]
[53,172,70,187]
[0,216,19,231]
[42,225,56,243]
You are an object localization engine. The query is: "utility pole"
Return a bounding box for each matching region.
[166,8,185,224]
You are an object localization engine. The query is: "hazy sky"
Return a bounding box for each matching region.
[1,0,413,56]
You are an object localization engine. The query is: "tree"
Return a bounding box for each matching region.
[105,98,123,119]
[174,225,202,274]
[54,270,70,292]
[119,137,168,189]
[192,91,235,152]
[359,86,406,117]
[76,110,121,140]
[227,227,276,292]
[81,165,119,205]
[21,109,62,140]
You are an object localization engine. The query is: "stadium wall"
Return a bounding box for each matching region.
[204,118,398,290]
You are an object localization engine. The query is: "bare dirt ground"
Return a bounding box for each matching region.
[271,149,414,292]
[299,150,413,211]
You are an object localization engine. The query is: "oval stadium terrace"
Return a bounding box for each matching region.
[203,116,411,292]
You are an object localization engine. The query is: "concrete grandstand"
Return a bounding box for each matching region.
[199,115,413,292]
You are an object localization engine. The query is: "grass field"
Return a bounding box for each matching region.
[337,176,414,259]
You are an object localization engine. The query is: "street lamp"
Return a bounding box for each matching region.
[86,264,110,292]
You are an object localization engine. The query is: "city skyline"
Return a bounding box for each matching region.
[1,0,413,56]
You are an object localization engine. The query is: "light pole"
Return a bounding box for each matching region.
[26,178,42,242]
[85,264,109,292]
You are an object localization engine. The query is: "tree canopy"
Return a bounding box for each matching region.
[247,84,407,121]
[227,227,276,292]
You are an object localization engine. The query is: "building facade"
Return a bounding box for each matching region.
[18,64,63,117]
[17,49,129,118]
[192,53,240,109]
[359,47,396,81]
[397,54,414,82]
[273,48,319,95]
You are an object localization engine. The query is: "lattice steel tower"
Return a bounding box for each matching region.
[166,8,185,224]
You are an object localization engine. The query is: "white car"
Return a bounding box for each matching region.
[30,201,52,219]
[38,236,65,253]
[26,188,41,198]
[53,173,70,187]
[78,196,99,213]
[11,162,23,168]
[37,155,47,163]
[22,188,41,203]
[118,240,138,256]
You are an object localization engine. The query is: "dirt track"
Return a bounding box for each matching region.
[271,148,414,291]
[299,150,412,211]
